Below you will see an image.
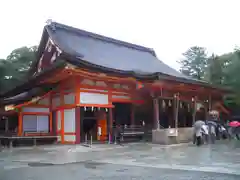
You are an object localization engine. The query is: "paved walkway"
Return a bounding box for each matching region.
[0,140,240,179]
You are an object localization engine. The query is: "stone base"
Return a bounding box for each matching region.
[152,128,193,145]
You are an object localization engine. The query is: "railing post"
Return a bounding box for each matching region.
[114,133,117,145]
[108,133,111,144]
[85,133,87,144]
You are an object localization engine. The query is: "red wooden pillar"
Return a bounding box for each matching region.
[75,107,81,144]
[153,98,159,129]
[18,109,23,136]
[49,93,53,134]
[192,96,197,125]
[61,110,64,143]
[75,76,81,144]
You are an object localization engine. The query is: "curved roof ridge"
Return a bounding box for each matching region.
[47,21,156,56]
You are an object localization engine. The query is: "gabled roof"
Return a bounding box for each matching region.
[0,21,229,102]
[45,22,193,80]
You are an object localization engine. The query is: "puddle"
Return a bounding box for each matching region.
[28,162,54,167]
[116,168,128,172]
[83,161,105,169]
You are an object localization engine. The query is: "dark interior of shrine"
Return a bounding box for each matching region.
[159,99,193,128]
[80,107,97,141]
[113,102,131,126]
[0,114,18,134]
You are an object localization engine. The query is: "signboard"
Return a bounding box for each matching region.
[80,92,108,105]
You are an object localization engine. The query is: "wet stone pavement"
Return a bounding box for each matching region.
[0,140,240,180]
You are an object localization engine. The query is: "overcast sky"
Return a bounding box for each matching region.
[0,0,239,70]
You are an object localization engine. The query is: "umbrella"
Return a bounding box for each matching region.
[194,120,205,129]
[229,121,240,127]
[193,120,205,137]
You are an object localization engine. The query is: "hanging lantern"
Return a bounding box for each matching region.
[84,106,86,111]
[168,100,172,107]
[162,100,166,109]
[105,108,108,112]
[98,107,100,111]
[91,106,94,111]
[180,102,183,108]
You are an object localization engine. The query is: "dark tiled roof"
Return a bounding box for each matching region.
[0,82,59,106]
[46,22,193,80]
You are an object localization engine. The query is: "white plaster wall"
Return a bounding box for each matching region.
[64,135,76,142]
[22,115,49,132]
[80,92,108,105]
[64,93,75,104]
[36,115,49,132]
[23,115,37,132]
[64,108,75,133]
[22,107,49,113]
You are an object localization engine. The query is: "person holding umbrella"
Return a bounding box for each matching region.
[206,110,219,143]
[193,119,206,146]
[228,121,240,140]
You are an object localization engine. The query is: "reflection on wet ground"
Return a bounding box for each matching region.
[0,140,240,179]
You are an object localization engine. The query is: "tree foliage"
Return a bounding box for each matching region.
[205,54,224,85]
[179,46,240,107]
[179,46,208,80]
[0,46,37,93]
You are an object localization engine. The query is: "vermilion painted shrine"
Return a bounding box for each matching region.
[0,21,230,145]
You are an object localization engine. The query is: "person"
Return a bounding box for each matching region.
[112,120,117,144]
[116,124,123,145]
[236,126,240,140]
[142,120,147,141]
[229,126,240,140]
[201,123,209,144]
[207,110,219,143]
[193,120,205,146]
[208,123,216,143]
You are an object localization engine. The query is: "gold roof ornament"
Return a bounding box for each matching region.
[4,105,15,111]
[31,96,41,103]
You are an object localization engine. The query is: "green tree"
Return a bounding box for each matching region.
[179,46,208,80]
[205,54,224,85]
[0,59,7,93]
[222,49,240,105]
[0,46,37,93]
